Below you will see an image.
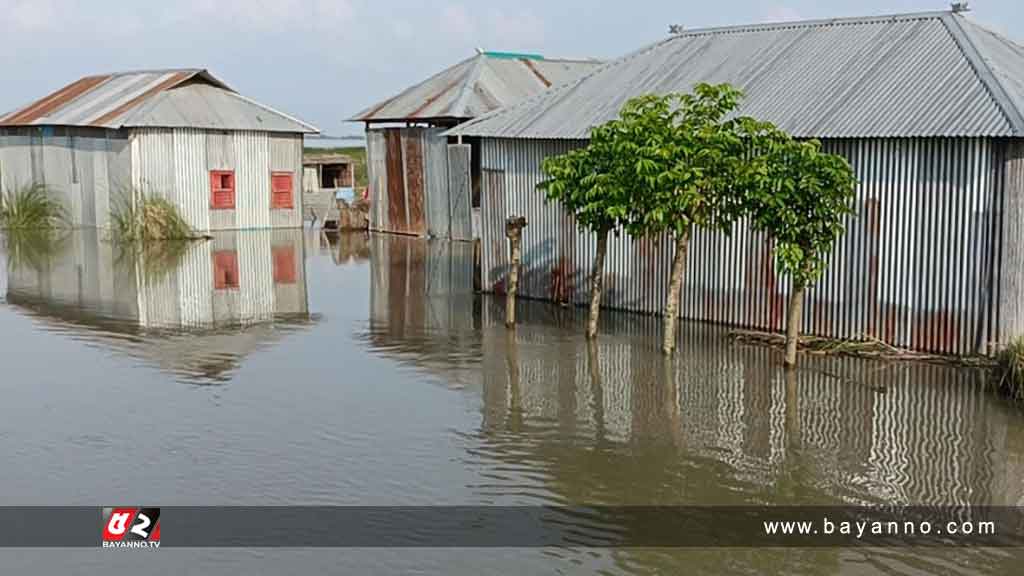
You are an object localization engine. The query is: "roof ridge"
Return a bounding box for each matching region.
[449,36,675,137]
[445,55,489,117]
[674,10,951,38]
[941,13,1024,135]
[350,55,480,122]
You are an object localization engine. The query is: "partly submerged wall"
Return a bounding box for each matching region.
[479,137,1010,355]
[366,127,471,240]
[0,127,131,229]
[131,128,305,232]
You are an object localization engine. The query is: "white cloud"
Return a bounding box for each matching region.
[440,3,476,38]
[161,0,355,32]
[0,0,62,33]
[435,4,545,51]
[486,8,545,49]
[761,5,802,23]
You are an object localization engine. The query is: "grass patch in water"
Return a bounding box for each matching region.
[993,337,1024,404]
[0,184,66,229]
[111,192,197,242]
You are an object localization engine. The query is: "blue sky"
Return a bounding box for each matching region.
[0,1,1019,137]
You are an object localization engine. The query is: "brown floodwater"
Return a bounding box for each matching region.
[0,230,1021,574]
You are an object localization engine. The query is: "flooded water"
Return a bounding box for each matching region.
[1,230,1022,574]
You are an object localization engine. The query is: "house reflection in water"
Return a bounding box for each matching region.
[360,234,479,387]
[356,237,1024,512]
[4,229,315,383]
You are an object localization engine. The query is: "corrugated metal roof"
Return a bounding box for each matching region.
[449,11,1024,140]
[0,69,318,133]
[351,52,602,123]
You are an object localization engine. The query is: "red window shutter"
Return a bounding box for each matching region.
[213,250,240,290]
[272,246,296,284]
[271,172,294,209]
[210,170,236,210]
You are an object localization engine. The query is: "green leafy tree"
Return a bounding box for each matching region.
[539,120,631,338]
[620,84,770,354]
[747,133,857,366]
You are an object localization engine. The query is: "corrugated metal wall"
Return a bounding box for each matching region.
[131,129,304,233]
[447,144,473,241]
[365,127,468,239]
[0,127,130,228]
[480,137,1014,355]
[998,140,1024,344]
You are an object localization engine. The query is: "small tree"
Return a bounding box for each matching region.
[748,133,857,366]
[620,84,765,354]
[539,121,631,338]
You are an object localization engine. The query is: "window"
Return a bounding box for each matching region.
[210,170,235,210]
[272,246,296,284]
[213,250,240,290]
[271,171,294,209]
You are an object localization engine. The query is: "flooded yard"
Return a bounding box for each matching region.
[0,230,1022,574]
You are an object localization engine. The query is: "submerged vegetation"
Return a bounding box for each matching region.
[2,227,69,272]
[111,192,196,242]
[993,337,1024,403]
[0,184,66,229]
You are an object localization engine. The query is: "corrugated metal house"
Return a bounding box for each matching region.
[0,69,319,232]
[351,52,601,240]
[448,10,1024,355]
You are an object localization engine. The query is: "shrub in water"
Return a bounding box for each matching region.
[0,184,66,229]
[993,337,1024,403]
[112,192,195,242]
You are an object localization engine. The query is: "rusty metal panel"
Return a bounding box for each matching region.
[480,136,1011,355]
[1,69,317,133]
[402,131,427,235]
[385,129,407,233]
[352,54,601,123]
[998,140,1024,345]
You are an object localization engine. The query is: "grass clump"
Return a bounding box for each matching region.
[112,193,195,242]
[0,184,66,229]
[993,337,1024,404]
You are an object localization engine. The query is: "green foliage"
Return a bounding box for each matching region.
[747,132,857,288]
[540,83,772,240]
[0,183,66,229]
[112,191,195,242]
[993,337,1024,403]
[538,121,631,234]
[615,84,772,238]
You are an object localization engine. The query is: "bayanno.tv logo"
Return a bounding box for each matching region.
[102,508,161,549]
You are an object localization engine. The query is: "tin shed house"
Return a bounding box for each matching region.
[0,69,319,232]
[449,10,1024,355]
[351,51,601,240]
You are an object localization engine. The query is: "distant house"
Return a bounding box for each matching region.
[448,10,1024,356]
[351,51,601,240]
[0,69,319,232]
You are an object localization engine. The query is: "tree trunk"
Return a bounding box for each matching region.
[784,281,805,367]
[662,229,691,355]
[586,227,610,339]
[506,229,523,327]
